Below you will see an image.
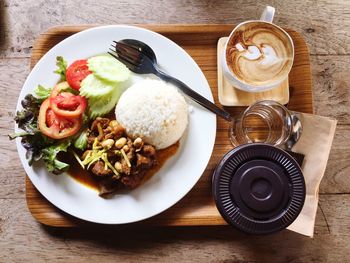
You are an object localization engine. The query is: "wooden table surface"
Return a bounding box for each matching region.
[0,1,349,262]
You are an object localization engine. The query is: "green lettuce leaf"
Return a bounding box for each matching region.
[42,140,71,174]
[54,56,67,81]
[34,85,52,102]
[73,129,88,151]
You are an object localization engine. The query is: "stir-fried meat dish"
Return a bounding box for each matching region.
[81,117,157,197]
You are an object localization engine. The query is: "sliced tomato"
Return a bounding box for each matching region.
[38,99,81,139]
[66,60,91,90]
[50,81,71,98]
[54,92,80,109]
[50,92,87,118]
[49,82,87,118]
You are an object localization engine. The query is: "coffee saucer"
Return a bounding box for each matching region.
[217,37,290,106]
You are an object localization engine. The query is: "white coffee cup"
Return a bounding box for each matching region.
[221,6,294,93]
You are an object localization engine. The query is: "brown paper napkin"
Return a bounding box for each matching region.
[286,112,337,237]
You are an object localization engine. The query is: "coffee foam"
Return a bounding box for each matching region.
[226,22,293,86]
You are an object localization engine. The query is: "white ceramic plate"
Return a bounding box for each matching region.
[15,25,216,224]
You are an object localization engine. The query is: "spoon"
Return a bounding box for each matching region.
[284,113,304,165]
[285,113,302,151]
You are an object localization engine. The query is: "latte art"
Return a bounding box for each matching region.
[226,22,293,86]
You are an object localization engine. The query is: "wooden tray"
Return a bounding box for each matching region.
[26,24,313,227]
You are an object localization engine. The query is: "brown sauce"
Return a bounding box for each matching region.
[140,141,179,184]
[61,152,100,190]
[65,141,180,191]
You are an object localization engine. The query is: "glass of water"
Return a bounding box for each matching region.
[229,100,293,147]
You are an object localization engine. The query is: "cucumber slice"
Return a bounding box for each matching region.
[80,74,116,98]
[88,55,130,83]
[88,87,123,118]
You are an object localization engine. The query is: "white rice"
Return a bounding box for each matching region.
[115,79,188,149]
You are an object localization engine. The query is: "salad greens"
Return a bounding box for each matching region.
[11,54,131,175]
[42,140,71,174]
[9,86,72,173]
[10,59,75,174]
[34,85,52,102]
[73,128,88,151]
[54,56,68,81]
[10,94,45,140]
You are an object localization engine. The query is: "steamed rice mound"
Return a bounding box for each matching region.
[115,79,188,149]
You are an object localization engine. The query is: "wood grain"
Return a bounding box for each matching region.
[0,194,349,262]
[25,24,313,227]
[1,0,350,262]
[1,0,350,59]
[312,55,350,124]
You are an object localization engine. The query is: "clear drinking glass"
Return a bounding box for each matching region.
[229,100,293,147]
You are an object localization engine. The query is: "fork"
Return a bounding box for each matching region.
[108,41,233,122]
